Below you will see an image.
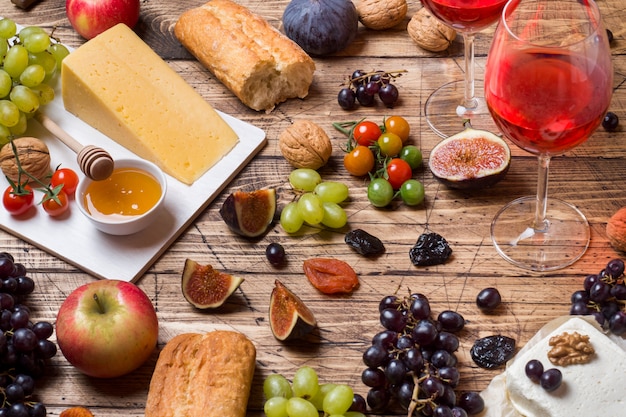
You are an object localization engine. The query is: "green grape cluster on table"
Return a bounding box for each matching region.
[0,18,70,145]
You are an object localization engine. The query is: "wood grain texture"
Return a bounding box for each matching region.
[2,0,626,415]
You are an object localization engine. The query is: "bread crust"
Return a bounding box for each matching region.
[145,330,256,417]
[174,0,315,112]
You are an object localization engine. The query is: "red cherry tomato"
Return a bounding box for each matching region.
[353,121,382,146]
[41,190,70,217]
[385,116,411,143]
[344,145,375,176]
[50,168,80,197]
[3,185,34,216]
[386,158,413,189]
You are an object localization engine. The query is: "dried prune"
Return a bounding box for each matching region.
[345,229,385,256]
[470,335,516,369]
[409,232,452,266]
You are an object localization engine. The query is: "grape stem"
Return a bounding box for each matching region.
[341,69,408,87]
[407,372,437,417]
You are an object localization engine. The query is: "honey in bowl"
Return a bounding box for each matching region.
[82,167,162,221]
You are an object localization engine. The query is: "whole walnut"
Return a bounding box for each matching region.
[408,8,456,52]
[607,207,626,252]
[356,0,408,30]
[0,137,51,183]
[279,120,332,170]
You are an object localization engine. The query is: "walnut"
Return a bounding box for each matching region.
[0,137,51,183]
[279,120,332,170]
[60,407,95,417]
[606,207,626,252]
[356,0,408,30]
[547,331,595,366]
[407,8,456,52]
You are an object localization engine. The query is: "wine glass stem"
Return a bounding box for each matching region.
[462,32,478,110]
[533,154,551,231]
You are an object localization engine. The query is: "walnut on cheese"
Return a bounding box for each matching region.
[279,120,332,170]
[407,8,456,52]
[547,331,595,366]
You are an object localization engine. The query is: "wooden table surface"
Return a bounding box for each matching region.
[2,0,626,415]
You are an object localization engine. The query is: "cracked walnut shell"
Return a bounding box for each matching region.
[547,331,595,366]
[356,0,408,30]
[408,8,456,52]
[279,120,332,169]
[0,137,51,183]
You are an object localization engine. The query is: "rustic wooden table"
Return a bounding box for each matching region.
[2,0,626,415]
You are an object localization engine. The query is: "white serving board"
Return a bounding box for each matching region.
[0,74,266,282]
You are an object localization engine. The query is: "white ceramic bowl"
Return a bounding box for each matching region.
[76,158,167,236]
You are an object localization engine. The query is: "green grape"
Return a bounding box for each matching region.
[48,43,70,70]
[0,41,7,62]
[0,100,20,127]
[296,193,324,225]
[30,83,55,105]
[0,19,17,39]
[3,44,29,79]
[367,178,394,208]
[400,179,425,206]
[291,366,319,399]
[322,384,354,416]
[289,168,321,192]
[0,124,11,147]
[310,383,337,411]
[314,181,349,204]
[263,374,293,399]
[28,51,57,77]
[23,32,51,53]
[264,396,289,417]
[280,202,304,233]
[18,26,46,43]
[285,397,318,417]
[19,64,46,88]
[345,412,366,417]
[321,202,347,229]
[9,111,27,136]
[0,70,11,98]
[10,85,40,114]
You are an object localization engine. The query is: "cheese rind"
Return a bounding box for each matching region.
[61,23,239,185]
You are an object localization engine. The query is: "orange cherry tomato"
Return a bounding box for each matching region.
[41,190,70,217]
[385,116,411,143]
[344,145,375,176]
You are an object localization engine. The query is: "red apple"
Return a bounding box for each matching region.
[66,0,140,40]
[56,279,158,378]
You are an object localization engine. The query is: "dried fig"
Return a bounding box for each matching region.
[181,259,244,309]
[279,120,332,170]
[0,137,51,183]
[269,280,317,341]
[219,189,276,237]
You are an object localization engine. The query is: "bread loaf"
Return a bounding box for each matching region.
[174,0,315,113]
[145,330,256,417]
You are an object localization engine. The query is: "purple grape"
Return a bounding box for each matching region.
[363,344,389,368]
[438,366,460,387]
[372,330,398,348]
[356,85,375,106]
[438,310,465,332]
[366,387,390,412]
[570,301,589,315]
[609,310,626,335]
[606,258,625,278]
[0,258,14,278]
[378,295,400,312]
[435,331,460,352]
[524,359,544,382]
[403,347,424,372]
[611,283,626,300]
[349,393,367,413]
[361,367,386,388]
[12,328,37,352]
[396,380,415,409]
[395,335,414,350]
[365,81,380,95]
[458,391,485,415]
[431,349,454,368]
[570,290,589,304]
[380,308,407,332]
[421,376,445,399]
[589,281,611,302]
[32,321,54,340]
[385,358,408,384]
[540,368,562,391]
[378,83,399,107]
[452,407,469,417]
[410,297,431,320]
[476,287,501,311]
[265,242,285,266]
[583,274,600,291]
[338,88,356,110]
[413,320,438,346]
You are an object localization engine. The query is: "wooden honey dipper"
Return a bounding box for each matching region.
[35,113,114,181]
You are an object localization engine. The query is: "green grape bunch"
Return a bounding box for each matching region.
[0,18,70,146]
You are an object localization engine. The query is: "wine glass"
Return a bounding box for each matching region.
[420,0,509,138]
[485,0,613,271]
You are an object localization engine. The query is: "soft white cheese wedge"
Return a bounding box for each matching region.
[504,316,626,417]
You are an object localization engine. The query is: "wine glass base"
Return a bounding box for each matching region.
[491,196,590,272]
[425,80,499,138]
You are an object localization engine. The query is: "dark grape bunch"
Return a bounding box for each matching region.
[0,252,56,417]
[337,69,405,110]
[569,258,626,335]
[361,292,484,417]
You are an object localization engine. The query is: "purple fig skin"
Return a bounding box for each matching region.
[219,189,276,237]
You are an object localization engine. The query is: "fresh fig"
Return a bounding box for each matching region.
[269,280,317,341]
[428,128,511,190]
[181,259,244,309]
[219,189,276,237]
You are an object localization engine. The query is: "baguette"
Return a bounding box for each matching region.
[145,330,256,417]
[174,0,315,113]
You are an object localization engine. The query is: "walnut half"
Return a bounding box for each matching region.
[279,120,332,170]
[547,331,595,366]
[0,137,51,183]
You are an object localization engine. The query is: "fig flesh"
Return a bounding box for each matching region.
[428,128,510,189]
[181,259,244,309]
[219,189,276,237]
[269,280,317,341]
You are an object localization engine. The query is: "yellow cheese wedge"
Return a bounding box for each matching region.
[61,23,239,185]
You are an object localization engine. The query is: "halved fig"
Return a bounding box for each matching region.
[181,259,244,309]
[428,128,511,189]
[219,189,277,237]
[269,280,317,341]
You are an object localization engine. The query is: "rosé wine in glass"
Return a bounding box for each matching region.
[421,0,509,32]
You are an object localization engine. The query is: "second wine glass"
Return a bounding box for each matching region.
[420,0,508,138]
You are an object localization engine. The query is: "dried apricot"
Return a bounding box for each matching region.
[303,258,359,294]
